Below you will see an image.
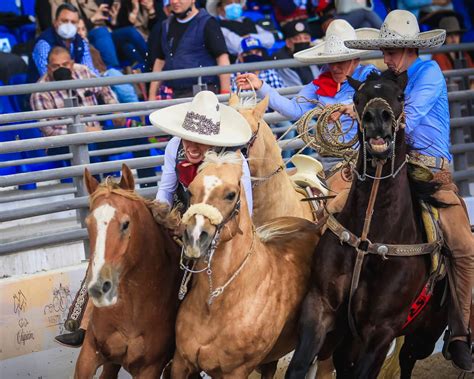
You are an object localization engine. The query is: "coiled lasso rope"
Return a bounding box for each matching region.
[294,98,359,159]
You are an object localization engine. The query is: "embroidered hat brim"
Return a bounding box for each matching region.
[294,30,372,64]
[344,28,446,50]
[150,101,252,147]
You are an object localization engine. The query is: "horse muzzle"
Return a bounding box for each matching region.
[183,222,215,259]
[88,274,118,307]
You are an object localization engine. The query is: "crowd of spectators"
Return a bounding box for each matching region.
[1,0,473,185]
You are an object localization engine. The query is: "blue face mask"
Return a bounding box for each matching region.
[224,3,243,21]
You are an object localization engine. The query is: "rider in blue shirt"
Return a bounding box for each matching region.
[346,9,473,372]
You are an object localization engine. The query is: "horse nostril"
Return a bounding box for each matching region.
[102,281,112,294]
[200,231,209,243]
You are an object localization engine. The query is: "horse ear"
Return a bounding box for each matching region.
[119,164,135,191]
[347,76,363,91]
[396,71,409,92]
[253,96,269,119]
[228,93,239,107]
[84,168,99,195]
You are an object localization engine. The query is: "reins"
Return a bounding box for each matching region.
[179,195,255,305]
[326,97,442,339]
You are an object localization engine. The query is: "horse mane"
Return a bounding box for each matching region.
[89,177,181,230]
[257,217,320,243]
[409,177,448,208]
[198,151,242,172]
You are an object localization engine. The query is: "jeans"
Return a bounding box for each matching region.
[111,26,148,67]
[88,26,120,69]
[337,9,383,29]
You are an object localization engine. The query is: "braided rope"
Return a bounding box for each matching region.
[294,99,358,159]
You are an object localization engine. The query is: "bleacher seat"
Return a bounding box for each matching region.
[0,31,18,53]
[0,0,22,15]
[21,0,36,17]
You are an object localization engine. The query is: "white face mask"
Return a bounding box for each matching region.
[57,22,77,40]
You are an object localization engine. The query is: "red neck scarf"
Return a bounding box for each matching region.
[176,160,200,188]
[313,71,340,98]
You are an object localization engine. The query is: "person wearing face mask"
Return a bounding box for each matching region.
[28,3,98,83]
[230,36,285,93]
[148,0,231,99]
[206,0,274,62]
[345,10,474,372]
[272,19,320,87]
[30,46,119,138]
[236,20,375,170]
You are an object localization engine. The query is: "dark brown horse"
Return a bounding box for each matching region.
[286,71,449,379]
[74,165,182,378]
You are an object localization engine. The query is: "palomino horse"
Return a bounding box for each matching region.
[286,71,449,379]
[74,165,182,378]
[228,95,316,226]
[171,151,322,378]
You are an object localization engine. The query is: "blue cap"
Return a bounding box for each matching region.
[240,36,265,53]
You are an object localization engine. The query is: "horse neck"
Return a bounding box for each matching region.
[249,121,307,218]
[249,120,285,176]
[341,130,423,244]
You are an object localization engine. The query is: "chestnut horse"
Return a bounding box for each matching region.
[171,151,322,378]
[74,165,182,378]
[286,71,448,379]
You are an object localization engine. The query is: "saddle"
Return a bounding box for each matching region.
[289,154,328,220]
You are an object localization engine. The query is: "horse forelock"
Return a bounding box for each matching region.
[199,151,242,173]
[89,180,181,231]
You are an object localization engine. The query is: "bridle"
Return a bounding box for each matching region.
[351,96,407,181]
[178,191,255,305]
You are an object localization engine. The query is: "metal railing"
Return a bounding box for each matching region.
[0,44,473,257]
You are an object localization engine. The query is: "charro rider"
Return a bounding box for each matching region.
[235,19,376,195]
[55,90,253,347]
[344,9,473,372]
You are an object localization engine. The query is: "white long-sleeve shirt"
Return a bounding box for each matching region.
[156,137,253,215]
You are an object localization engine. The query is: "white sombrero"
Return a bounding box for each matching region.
[206,0,246,17]
[149,91,252,147]
[294,19,371,64]
[344,10,446,50]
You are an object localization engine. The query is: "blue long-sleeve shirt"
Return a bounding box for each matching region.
[32,39,98,77]
[257,63,378,143]
[405,58,452,161]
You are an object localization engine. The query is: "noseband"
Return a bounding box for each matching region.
[179,195,247,304]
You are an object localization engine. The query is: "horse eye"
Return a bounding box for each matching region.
[225,191,236,201]
[397,94,404,102]
[121,220,130,232]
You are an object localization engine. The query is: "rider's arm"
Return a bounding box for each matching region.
[257,81,318,120]
[404,61,446,134]
[156,137,180,205]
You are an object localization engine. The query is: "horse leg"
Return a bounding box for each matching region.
[99,363,121,379]
[352,330,395,379]
[285,291,336,379]
[171,352,198,379]
[314,358,334,379]
[259,360,278,379]
[74,331,104,379]
[134,363,166,379]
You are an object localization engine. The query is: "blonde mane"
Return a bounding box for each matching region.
[89,177,181,230]
[198,151,243,173]
[256,218,306,242]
